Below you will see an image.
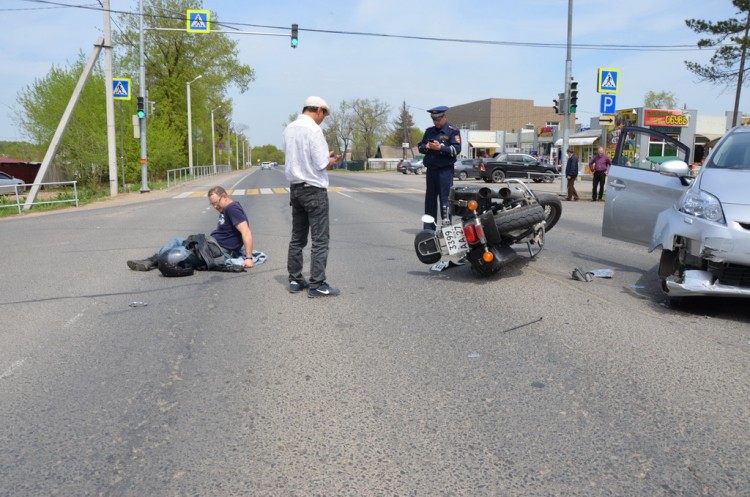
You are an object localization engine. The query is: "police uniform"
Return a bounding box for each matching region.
[418,106,461,229]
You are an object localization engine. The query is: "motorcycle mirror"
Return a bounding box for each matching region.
[421,214,436,224]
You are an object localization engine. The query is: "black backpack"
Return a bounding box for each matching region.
[183,234,243,272]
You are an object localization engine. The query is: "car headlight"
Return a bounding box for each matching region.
[679,189,725,224]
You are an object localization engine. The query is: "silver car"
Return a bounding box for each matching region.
[603,125,750,300]
[0,171,26,195]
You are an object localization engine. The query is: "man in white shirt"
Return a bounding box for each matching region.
[283,96,340,298]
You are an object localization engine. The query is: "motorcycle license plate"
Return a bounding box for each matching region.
[442,223,468,255]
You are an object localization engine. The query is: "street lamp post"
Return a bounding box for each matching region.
[211,105,222,174]
[186,74,203,175]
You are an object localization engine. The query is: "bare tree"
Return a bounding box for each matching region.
[323,100,355,162]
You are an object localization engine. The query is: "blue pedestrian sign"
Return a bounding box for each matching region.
[600,94,616,114]
[186,9,210,33]
[597,67,620,94]
[112,78,131,101]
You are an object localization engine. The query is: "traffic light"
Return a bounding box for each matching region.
[553,93,564,115]
[136,96,145,119]
[569,80,578,113]
[291,23,298,48]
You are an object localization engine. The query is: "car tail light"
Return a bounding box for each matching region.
[463,224,478,244]
[481,163,486,171]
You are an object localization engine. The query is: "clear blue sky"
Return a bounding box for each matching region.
[0,0,743,150]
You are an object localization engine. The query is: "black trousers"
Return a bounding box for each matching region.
[287,184,330,288]
[592,171,607,200]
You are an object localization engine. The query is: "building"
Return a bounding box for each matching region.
[448,98,575,159]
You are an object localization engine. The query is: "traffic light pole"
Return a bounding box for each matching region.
[138,0,150,192]
[560,0,573,196]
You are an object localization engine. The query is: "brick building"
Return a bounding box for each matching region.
[448,98,574,133]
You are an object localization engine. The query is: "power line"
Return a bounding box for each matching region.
[20,0,710,52]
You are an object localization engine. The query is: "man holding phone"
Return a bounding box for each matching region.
[283,96,341,298]
[417,105,461,229]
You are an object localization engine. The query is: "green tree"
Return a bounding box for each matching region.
[350,98,390,160]
[384,101,421,148]
[685,0,750,126]
[644,90,678,109]
[114,0,254,171]
[251,144,284,164]
[16,54,113,187]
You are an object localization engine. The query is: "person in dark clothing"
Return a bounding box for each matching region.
[588,146,612,201]
[417,105,461,229]
[565,148,580,201]
[126,186,255,271]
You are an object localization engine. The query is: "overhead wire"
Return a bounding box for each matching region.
[17,0,711,52]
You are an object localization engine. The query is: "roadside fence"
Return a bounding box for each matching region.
[167,165,232,188]
[0,181,79,215]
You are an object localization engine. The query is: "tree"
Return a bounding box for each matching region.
[16,54,113,187]
[250,144,284,164]
[685,0,750,126]
[323,100,354,161]
[644,90,678,109]
[114,0,255,171]
[383,102,422,151]
[350,98,390,160]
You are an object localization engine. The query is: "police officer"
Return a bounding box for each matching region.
[418,105,461,229]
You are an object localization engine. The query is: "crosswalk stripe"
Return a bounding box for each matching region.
[272,187,289,194]
[259,188,274,194]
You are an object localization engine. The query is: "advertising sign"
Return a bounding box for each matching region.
[643,109,689,127]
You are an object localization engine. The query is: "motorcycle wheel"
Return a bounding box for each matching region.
[493,204,546,233]
[535,193,562,232]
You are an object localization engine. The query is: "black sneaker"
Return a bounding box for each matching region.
[308,282,340,298]
[288,279,310,293]
[127,255,158,271]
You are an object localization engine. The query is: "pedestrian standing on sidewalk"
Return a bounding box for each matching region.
[283,95,341,298]
[588,146,611,201]
[565,149,580,201]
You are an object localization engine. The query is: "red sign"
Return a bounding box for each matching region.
[644,109,689,127]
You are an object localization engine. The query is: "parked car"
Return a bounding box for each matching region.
[0,171,26,195]
[602,125,750,302]
[480,153,558,183]
[396,159,424,175]
[453,158,483,180]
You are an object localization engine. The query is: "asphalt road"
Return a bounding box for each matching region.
[1,168,748,496]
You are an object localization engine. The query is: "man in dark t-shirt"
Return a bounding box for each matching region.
[126,186,254,271]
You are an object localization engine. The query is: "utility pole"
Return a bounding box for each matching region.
[102,0,118,196]
[138,0,150,192]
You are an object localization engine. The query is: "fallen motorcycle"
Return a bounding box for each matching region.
[414,180,562,277]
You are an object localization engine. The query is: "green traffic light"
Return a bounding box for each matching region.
[291,38,298,47]
[570,105,577,113]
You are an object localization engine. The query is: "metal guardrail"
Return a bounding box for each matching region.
[167,165,232,188]
[0,181,79,215]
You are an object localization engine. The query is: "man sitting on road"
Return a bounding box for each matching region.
[126,186,262,274]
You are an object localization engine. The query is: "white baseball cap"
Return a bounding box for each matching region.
[303,95,330,112]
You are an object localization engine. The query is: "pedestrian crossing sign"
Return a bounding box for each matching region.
[112,78,131,100]
[186,9,210,33]
[597,67,620,94]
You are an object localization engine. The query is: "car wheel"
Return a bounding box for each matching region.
[491,169,505,183]
[458,171,467,181]
[542,171,555,183]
